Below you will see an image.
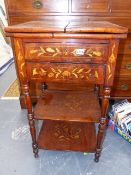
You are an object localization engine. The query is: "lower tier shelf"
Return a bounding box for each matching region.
[37,120,97,152]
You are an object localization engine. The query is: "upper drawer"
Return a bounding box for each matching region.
[25,43,108,63]
[7,0,69,13]
[72,0,109,13]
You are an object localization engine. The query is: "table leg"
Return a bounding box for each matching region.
[23,84,39,158]
[95,86,111,162]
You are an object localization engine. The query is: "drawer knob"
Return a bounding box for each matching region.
[33,0,43,9]
[121,84,129,91]
[125,63,131,70]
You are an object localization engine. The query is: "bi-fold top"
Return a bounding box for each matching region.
[5,20,128,34]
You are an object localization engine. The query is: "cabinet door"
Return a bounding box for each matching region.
[6,0,69,13]
[110,0,131,13]
[72,0,109,13]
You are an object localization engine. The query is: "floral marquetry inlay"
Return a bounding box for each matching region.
[31,66,100,81]
[53,123,82,142]
[107,43,116,82]
[16,39,25,79]
[29,46,103,58]
[30,47,62,57]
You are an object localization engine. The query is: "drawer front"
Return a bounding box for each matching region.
[111,77,131,97]
[7,0,69,13]
[115,55,131,76]
[118,35,131,54]
[25,43,108,63]
[110,0,131,13]
[26,63,105,84]
[72,0,109,13]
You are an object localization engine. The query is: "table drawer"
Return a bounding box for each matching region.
[26,63,105,84]
[25,43,108,63]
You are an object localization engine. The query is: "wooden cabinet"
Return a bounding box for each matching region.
[4,0,131,108]
[5,21,127,161]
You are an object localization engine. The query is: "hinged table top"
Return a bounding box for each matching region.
[5,20,128,34]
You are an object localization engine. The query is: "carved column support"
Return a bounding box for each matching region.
[22,83,39,158]
[95,86,111,162]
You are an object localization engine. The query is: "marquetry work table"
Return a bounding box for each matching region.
[5,21,128,162]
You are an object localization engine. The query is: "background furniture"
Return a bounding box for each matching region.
[5,21,127,161]
[4,0,131,108]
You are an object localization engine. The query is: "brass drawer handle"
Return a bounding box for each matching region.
[125,63,131,70]
[33,0,43,9]
[121,84,129,91]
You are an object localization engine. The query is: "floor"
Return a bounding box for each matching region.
[0,64,131,175]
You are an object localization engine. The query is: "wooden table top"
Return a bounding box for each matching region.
[66,21,128,34]
[5,20,128,34]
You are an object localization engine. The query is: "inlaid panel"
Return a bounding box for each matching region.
[37,121,97,152]
[25,43,108,63]
[26,63,105,84]
[34,90,101,122]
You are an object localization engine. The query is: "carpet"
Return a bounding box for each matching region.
[1,79,19,99]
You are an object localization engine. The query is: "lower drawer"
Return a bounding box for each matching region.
[111,77,131,97]
[26,63,105,84]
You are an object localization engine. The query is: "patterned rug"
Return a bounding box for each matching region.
[1,79,19,99]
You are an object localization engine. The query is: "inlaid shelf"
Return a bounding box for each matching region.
[37,120,97,152]
[34,90,101,123]
[34,90,100,152]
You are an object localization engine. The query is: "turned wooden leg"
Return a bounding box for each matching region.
[23,84,39,158]
[95,86,111,162]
